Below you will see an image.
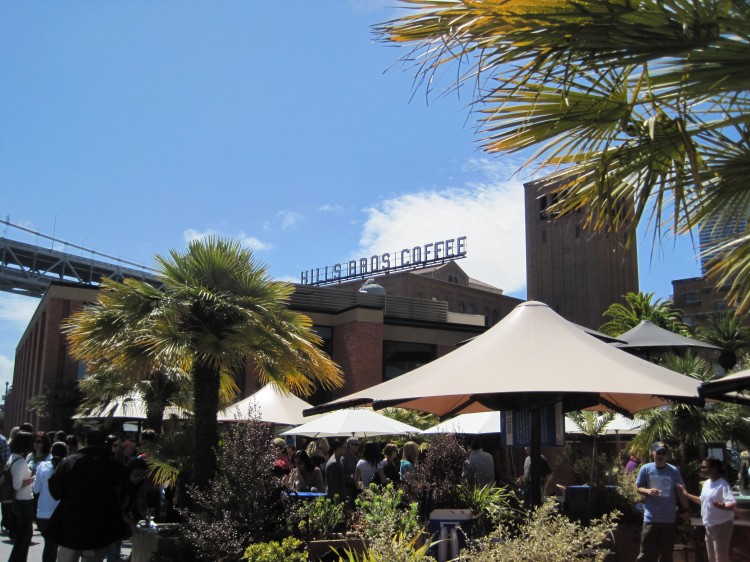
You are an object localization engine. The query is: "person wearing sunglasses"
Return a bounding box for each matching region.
[635,441,689,561]
[678,458,736,562]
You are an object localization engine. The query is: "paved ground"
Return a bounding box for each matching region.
[0,527,133,560]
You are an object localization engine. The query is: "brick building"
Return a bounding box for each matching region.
[4,282,92,431]
[524,179,639,330]
[671,276,734,327]
[5,263,522,430]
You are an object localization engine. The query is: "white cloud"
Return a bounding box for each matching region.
[277,211,303,230]
[0,293,39,329]
[0,355,12,383]
[357,160,527,294]
[183,228,272,252]
[319,203,344,214]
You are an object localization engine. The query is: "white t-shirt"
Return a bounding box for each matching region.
[8,453,33,501]
[700,477,735,527]
[356,459,384,486]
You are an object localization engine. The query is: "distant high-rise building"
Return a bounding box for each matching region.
[524,178,639,330]
[698,214,748,275]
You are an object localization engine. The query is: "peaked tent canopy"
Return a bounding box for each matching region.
[614,320,720,351]
[422,411,503,434]
[280,408,421,438]
[217,383,318,425]
[564,413,644,435]
[74,394,188,420]
[306,302,702,418]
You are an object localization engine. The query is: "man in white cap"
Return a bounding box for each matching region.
[635,441,688,561]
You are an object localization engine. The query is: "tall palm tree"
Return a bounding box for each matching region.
[599,291,687,337]
[696,311,750,371]
[376,0,750,312]
[566,411,615,484]
[64,237,343,488]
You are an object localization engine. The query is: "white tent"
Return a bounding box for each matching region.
[281,408,421,438]
[308,301,702,418]
[217,384,317,425]
[74,394,187,420]
[564,413,644,435]
[422,411,503,434]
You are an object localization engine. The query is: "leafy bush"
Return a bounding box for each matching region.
[401,434,468,512]
[180,420,286,561]
[243,537,308,562]
[354,484,422,540]
[459,500,618,562]
[454,484,520,534]
[335,532,434,562]
[286,495,346,540]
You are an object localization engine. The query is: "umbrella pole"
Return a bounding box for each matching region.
[530,408,542,507]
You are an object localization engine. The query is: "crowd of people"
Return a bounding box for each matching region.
[271,435,498,505]
[1,423,164,562]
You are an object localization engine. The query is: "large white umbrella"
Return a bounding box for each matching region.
[308,301,702,418]
[280,408,421,438]
[307,301,702,505]
[217,384,317,425]
[422,411,503,434]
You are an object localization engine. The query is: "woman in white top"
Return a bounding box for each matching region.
[7,431,35,562]
[679,457,736,562]
[33,441,68,562]
[354,442,387,489]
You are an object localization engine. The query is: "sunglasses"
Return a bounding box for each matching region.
[655,451,667,455]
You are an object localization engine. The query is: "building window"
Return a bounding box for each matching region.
[484,308,491,326]
[684,293,700,305]
[458,303,465,313]
[383,341,436,381]
[714,301,728,312]
[467,304,475,314]
[542,230,547,244]
[77,361,87,381]
[575,225,581,239]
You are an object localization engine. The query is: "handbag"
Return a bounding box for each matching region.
[0,457,23,503]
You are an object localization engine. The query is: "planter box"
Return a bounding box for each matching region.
[307,538,366,561]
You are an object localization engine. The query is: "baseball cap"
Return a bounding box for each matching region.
[652,441,667,453]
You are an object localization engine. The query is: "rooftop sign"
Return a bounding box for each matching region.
[300,236,467,286]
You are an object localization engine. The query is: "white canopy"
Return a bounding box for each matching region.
[74,394,187,420]
[281,408,421,438]
[422,411,503,434]
[564,413,644,435]
[308,301,702,418]
[217,384,317,425]
[615,320,720,351]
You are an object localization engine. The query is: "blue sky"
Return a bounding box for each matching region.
[0,1,701,393]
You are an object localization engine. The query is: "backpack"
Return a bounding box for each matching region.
[0,457,22,504]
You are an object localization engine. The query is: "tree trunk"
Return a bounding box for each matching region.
[192,359,221,490]
[145,403,165,434]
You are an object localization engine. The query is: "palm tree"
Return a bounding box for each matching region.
[696,311,750,372]
[599,292,687,337]
[567,411,615,485]
[64,237,343,488]
[632,352,750,486]
[376,0,750,313]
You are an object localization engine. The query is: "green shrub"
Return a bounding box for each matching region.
[243,537,308,562]
[458,499,618,562]
[180,420,285,561]
[355,483,422,540]
[286,495,346,540]
[335,532,434,562]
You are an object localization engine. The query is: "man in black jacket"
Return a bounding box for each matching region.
[46,429,128,562]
